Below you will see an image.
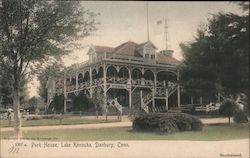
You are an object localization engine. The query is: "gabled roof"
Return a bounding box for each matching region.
[112,41,140,56]
[95,45,114,53]
[137,40,157,49]
[90,45,114,54]
[87,40,180,66]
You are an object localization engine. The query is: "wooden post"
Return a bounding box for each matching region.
[63,78,67,113]
[129,88,132,109]
[76,71,78,90]
[166,88,168,111]
[103,63,107,121]
[152,88,155,109]
[200,96,203,105]
[140,90,143,109]
[191,96,194,105]
[177,70,180,108]
[153,73,157,111]
[90,67,93,98]
[128,68,132,109]
[218,93,221,102]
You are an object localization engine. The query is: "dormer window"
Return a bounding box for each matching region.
[151,54,155,59]
[145,48,155,59]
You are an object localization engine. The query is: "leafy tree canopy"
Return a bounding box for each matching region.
[180,3,249,97]
[0,0,99,138]
[37,62,65,102]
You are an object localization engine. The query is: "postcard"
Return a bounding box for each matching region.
[0,1,249,158]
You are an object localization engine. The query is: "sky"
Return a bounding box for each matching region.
[28,1,243,97]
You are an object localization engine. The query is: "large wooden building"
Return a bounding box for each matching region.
[46,40,181,114]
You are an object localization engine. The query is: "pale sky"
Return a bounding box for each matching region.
[28,1,243,97]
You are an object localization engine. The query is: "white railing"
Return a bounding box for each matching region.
[107,77,128,84]
[143,93,153,105]
[107,98,123,113]
[141,102,149,113]
[157,81,165,87]
[92,78,103,85]
[155,83,178,97]
[168,83,178,96]
[78,81,90,89]
[156,88,166,97]
[66,53,177,74]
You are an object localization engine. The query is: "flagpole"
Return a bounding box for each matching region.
[164,19,168,50]
[146,2,149,41]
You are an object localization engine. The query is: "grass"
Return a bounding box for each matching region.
[0,116,119,128]
[1,123,249,141]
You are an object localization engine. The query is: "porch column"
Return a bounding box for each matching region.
[63,78,67,113]
[166,88,168,110]
[152,88,155,109]
[129,88,132,109]
[191,96,194,104]
[103,63,107,120]
[154,73,157,89]
[128,68,132,109]
[140,90,143,108]
[200,96,203,105]
[76,71,78,90]
[153,72,157,109]
[90,67,93,98]
[177,70,180,108]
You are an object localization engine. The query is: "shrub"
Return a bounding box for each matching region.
[219,99,237,125]
[132,113,203,134]
[41,115,61,119]
[172,113,193,131]
[25,115,61,120]
[191,117,204,131]
[26,115,42,120]
[233,111,248,123]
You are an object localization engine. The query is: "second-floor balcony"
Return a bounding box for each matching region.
[63,76,177,93]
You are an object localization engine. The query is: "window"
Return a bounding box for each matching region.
[145,49,151,54]
[151,54,155,59]
[145,54,150,59]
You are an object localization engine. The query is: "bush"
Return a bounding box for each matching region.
[132,113,203,134]
[191,117,204,131]
[26,115,42,120]
[233,111,248,123]
[25,114,61,120]
[219,99,237,124]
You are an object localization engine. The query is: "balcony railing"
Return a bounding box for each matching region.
[79,81,90,89]
[66,53,177,73]
[92,78,104,85]
[107,77,128,84]
[60,77,177,93]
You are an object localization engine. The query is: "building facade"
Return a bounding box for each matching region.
[46,40,181,114]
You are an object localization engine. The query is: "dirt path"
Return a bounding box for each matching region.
[0,117,231,132]
[1,117,248,158]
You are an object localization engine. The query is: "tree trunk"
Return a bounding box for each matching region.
[228,117,231,125]
[13,89,22,139]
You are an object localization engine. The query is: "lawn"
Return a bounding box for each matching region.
[1,123,249,141]
[0,116,119,128]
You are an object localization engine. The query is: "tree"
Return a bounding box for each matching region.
[0,63,29,109]
[37,62,65,103]
[72,92,94,112]
[0,0,98,138]
[219,99,237,124]
[26,96,38,113]
[180,3,249,99]
[50,94,65,113]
